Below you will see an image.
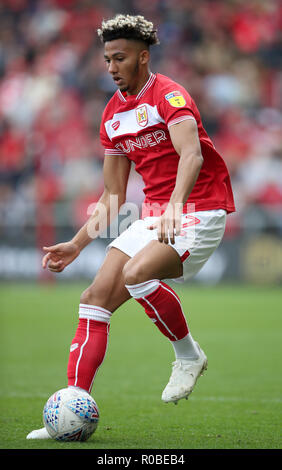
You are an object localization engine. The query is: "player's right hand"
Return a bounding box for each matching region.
[42,242,80,273]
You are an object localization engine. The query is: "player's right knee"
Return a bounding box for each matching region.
[80,284,106,306]
[80,287,94,305]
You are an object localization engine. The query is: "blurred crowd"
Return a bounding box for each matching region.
[0,0,282,246]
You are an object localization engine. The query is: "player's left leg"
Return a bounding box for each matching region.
[122,240,207,404]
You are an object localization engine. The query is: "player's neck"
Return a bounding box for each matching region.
[126,69,151,96]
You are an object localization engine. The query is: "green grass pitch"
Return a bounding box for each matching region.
[0,282,281,450]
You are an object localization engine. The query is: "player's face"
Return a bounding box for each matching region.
[104,39,149,95]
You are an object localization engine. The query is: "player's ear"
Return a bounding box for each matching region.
[139,49,150,65]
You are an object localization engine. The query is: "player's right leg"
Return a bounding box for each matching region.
[27,247,130,439]
[67,247,131,392]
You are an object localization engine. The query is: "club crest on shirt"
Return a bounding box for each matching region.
[165,91,186,108]
[135,105,148,127]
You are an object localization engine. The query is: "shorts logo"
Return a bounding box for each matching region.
[165,91,186,108]
[135,105,148,127]
[180,215,200,236]
[182,215,201,228]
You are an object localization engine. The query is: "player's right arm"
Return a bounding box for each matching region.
[42,155,131,273]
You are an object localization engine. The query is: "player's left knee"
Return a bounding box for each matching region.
[122,259,147,285]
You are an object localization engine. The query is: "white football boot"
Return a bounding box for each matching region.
[26,427,51,439]
[162,342,208,404]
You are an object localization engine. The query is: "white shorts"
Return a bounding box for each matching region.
[107,209,227,282]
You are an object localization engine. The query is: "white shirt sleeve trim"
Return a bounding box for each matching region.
[167,115,196,128]
[104,148,126,156]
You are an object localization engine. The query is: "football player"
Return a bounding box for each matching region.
[27,14,235,439]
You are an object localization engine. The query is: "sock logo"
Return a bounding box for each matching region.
[70,343,79,352]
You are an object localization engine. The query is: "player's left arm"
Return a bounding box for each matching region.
[148,118,203,244]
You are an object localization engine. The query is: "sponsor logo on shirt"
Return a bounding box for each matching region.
[165,91,186,108]
[115,130,167,154]
[135,105,148,127]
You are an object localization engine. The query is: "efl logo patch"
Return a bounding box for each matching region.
[165,91,186,108]
[135,105,148,127]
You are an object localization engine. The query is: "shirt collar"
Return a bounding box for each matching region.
[117,73,156,103]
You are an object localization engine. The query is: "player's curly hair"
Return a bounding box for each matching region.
[97,14,159,47]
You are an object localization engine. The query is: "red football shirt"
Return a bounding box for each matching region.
[100,72,235,217]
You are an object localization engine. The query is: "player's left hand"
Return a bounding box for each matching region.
[147,203,182,244]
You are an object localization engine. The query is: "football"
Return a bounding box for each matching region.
[43,387,99,441]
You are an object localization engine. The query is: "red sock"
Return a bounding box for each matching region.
[126,280,189,341]
[67,304,111,393]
